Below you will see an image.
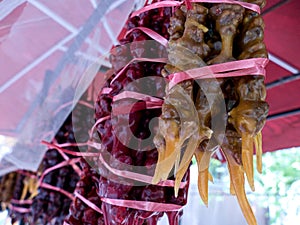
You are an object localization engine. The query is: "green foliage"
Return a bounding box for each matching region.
[254,148,300,224]
[256,148,300,196]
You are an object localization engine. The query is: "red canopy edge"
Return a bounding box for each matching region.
[263,109,300,152]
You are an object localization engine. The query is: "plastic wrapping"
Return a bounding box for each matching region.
[0,0,141,175]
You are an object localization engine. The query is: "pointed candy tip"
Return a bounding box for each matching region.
[257,167,262,174]
[208,172,214,183]
[202,197,209,207]
[173,177,181,198]
[174,189,179,198]
[152,174,161,185]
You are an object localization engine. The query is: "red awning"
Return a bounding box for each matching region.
[262,0,300,152]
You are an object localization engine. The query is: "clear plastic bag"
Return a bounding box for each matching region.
[0,0,141,175]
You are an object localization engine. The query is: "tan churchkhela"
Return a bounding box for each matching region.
[152,1,269,225]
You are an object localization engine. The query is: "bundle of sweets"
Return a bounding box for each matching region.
[4,98,93,224]
[92,1,189,224]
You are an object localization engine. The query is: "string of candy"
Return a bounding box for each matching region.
[39,141,105,220]
[6,98,96,218]
[10,158,82,212]
[40,3,179,218]
[7,133,90,214]
[12,160,84,209]
[7,170,38,214]
[88,0,267,217]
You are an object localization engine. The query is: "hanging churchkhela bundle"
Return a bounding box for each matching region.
[65,159,104,225]
[0,172,18,210]
[94,2,190,224]
[152,1,269,225]
[7,114,81,224]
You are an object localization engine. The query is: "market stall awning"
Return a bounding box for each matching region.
[0,0,135,174]
[262,0,300,152]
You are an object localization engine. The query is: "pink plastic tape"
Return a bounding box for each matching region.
[74,191,103,214]
[101,197,184,212]
[39,182,75,201]
[125,27,168,47]
[8,204,31,214]
[90,115,111,138]
[112,91,163,115]
[16,170,37,179]
[110,57,167,85]
[105,58,268,115]
[131,0,261,18]
[98,153,188,189]
[185,0,193,9]
[167,58,269,88]
[113,91,163,103]
[10,199,33,205]
[10,156,80,211]
[39,158,82,185]
[101,87,113,95]
[41,141,99,157]
[112,101,160,115]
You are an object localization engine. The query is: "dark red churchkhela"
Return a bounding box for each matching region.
[94,2,189,225]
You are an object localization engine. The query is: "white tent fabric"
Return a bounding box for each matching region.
[0,0,26,21]
[0,0,138,175]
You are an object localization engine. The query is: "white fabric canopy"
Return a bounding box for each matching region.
[0,0,137,175]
